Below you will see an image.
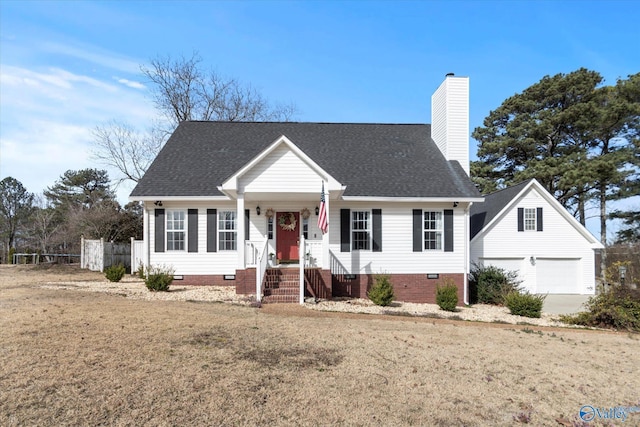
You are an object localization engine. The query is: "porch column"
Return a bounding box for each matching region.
[237,193,245,269]
[322,185,330,270]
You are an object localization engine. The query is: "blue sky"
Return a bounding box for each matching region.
[1,0,638,239]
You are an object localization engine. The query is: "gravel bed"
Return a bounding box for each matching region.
[42,277,573,327]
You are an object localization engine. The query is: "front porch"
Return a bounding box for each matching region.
[243,237,331,304]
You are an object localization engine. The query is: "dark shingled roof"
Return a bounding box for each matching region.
[130,121,481,199]
[470,179,533,239]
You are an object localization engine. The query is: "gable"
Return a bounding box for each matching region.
[239,143,323,193]
[471,180,603,248]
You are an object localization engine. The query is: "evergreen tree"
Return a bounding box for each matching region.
[44,169,115,211]
[472,69,639,248]
[0,177,35,262]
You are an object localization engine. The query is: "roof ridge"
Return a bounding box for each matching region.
[182,120,429,126]
[483,178,533,197]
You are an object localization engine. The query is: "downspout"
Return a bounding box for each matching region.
[464,203,472,305]
[146,203,150,275]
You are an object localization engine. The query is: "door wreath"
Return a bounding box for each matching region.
[278,213,297,231]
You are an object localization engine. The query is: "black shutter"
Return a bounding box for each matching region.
[245,209,250,241]
[413,209,422,252]
[517,208,524,232]
[207,209,217,252]
[340,209,350,252]
[537,207,543,231]
[188,209,198,253]
[444,209,453,252]
[372,209,382,252]
[154,209,165,253]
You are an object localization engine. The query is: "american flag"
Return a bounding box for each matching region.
[317,182,328,234]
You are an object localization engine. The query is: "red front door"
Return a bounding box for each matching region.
[276,211,300,262]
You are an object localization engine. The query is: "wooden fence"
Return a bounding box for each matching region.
[81,238,132,272]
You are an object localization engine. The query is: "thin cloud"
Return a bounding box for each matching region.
[42,41,141,74]
[116,78,146,90]
[0,62,157,202]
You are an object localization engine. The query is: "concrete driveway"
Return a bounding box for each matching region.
[540,294,591,315]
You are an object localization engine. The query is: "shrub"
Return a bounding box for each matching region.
[504,291,545,318]
[436,280,458,312]
[105,264,126,282]
[145,265,175,292]
[136,263,145,279]
[368,274,395,306]
[469,263,522,305]
[560,286,640,331]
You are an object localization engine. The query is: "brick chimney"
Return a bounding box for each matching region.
[431,73,470,175]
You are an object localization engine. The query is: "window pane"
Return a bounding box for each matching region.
[524,208,536,231]
[423,211,443,250]
[166,211,186,251]
[218,211,236,251]
[352,211,370,250]
[167,231,185,251]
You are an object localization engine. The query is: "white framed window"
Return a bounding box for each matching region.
[218,210,237,251]
[352,211,370,250]
[424,211,443,250]
[303,217,309,239]
[267,216,274,240]
[166,210,186,251]
[524,208,536,231]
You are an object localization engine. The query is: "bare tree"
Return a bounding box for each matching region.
[141,52,297,126]
[94,52,297,185]
[28,195,61,255]
[92,121,165,184]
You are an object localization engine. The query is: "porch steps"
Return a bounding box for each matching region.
[262,268,300,303]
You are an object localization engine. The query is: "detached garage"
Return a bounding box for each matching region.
[471,179,603,295]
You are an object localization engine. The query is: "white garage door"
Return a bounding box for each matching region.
[536,258,580,294]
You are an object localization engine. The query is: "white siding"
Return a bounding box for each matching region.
[431,76,470,175]
[471,187,597,294]
[146,200,468,277]
[329,201,467,275]
[240,144,323,193]
[148,201,238,275]
[147,201,324,275]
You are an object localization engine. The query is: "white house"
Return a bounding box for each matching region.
[130,74,483,304]
[470,179,604,295]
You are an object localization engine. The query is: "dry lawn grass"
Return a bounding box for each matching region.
[1,264,638,426]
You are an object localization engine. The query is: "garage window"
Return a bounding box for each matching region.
[518,207,543,232]
[524,208,536,231]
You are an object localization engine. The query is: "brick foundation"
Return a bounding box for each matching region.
[171,275,236,287]
[333,273,465,305]
[169,270,465,305]
[235,268,256,295]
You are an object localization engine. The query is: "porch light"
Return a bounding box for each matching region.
[315,206,319,215]
[256,206,261,216]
